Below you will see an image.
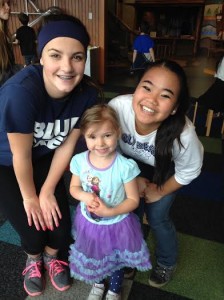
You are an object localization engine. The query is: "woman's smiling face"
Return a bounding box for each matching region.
[132,66,180,135]
[40,36,86,99]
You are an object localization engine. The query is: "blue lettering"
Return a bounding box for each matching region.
[122,133,136,146]
[135,142,155,155]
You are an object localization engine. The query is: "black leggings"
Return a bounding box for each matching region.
[98,269,124,294]
[0,154,71,256]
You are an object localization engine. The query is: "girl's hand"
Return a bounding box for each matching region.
[39,191,62,231]
[137,176,150,197]
[86,193,100,210]
[144,183,163,203]
[87,197,109,217]
[23,195,46,231]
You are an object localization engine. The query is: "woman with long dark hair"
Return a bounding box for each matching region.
[109,59,203,288]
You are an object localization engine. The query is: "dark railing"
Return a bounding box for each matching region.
[107,11,137,64]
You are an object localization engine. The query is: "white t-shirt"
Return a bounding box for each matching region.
[109,94,204,186]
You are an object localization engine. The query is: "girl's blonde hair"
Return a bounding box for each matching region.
[0,0,12,75]
[80,104,120,134]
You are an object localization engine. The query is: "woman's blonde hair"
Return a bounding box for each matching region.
[80,104,120,135]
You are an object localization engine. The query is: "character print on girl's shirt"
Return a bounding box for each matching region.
[83,171,118,206]
[91,176,101,196]
[85,174,101,197]
[86,174,93,192]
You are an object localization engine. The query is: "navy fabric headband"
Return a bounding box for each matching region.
[37,20,89,57]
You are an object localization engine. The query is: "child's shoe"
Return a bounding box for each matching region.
[105,291,121,300]
[43,252,71,291]
[22,255,44,296]
[87,284,105,300]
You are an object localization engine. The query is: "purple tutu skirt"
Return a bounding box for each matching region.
[69,205,151,284]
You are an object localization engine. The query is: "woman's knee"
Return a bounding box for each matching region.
[21,230,47,254]
[146,195,175,227]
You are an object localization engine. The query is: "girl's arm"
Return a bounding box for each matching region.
[7,132,46,231]
[144,175,182,203]
[39,129,81,230]
[133,49,137,64]
[88,178,140,217]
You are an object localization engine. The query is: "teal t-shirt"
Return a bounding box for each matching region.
[70,150,140,224]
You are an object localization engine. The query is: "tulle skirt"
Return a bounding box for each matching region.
[69,205,151,284]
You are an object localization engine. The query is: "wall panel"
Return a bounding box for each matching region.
[8,0,105,83]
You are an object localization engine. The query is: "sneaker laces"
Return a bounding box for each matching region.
[155,266,166,277]
[47,259,68,278]
[22,261,42,279]
[154,265,174,279]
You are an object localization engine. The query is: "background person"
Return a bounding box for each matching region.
[197,56,224,114]
[130,21,155,77]
[0,0,20,86]
[109,59,204,288]
[14,12,37,66]
[0,13,101,297]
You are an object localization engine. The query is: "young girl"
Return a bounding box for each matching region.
[69,104,151,300]
[109,60,204,287]
[0,14,100,296]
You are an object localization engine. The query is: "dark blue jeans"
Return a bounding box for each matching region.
[135,194,177,267]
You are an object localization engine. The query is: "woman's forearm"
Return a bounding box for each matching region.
[8,132,37,200]
[12,155,37,200]
[159,176,183,197]
[145,175,183,203]
[41,129,80,194]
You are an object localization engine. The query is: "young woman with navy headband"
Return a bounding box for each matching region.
[0,13,101,296]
